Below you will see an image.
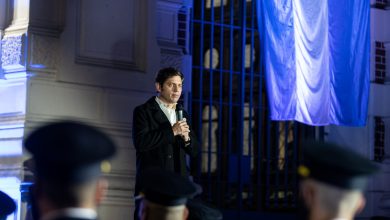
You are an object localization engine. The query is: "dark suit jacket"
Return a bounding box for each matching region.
[132,97,199,195]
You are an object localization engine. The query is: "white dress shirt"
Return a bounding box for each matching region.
[155,96,177,125]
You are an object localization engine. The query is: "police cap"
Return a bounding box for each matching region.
[298,140,380,190]
[24,121,116,184]
[139,168,200,206]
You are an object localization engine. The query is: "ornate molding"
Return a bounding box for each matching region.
[29,34,58,70]
[75,55,140,71]
[28,24,64,38]
[1,35,23,66]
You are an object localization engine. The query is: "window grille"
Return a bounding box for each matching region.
[374,117,385,162]
[189,0,316,217]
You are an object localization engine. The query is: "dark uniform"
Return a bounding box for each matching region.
[298,140,381,220]
[24,121,117,220]
[0,190,16,220]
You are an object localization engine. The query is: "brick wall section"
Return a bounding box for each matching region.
[375,41,386,84]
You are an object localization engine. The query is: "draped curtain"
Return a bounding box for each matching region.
[257,0,370,126]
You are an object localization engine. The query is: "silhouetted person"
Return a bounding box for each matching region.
[298,141,380,220]
[136,168,200,220]
[0,190,16,220]
[24,121,117,220]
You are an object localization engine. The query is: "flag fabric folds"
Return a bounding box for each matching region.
[258,0,370,126]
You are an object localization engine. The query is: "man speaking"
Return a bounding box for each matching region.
[132,67,199,219]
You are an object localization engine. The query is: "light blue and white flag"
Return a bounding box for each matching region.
[258,0,370,126]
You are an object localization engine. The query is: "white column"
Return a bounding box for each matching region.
[0,1,30,220]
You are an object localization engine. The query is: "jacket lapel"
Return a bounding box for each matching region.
[146,97,171,124]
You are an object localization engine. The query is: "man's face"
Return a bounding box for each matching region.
[156,75,183,104]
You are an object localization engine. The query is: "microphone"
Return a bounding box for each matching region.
[176,103,184,121]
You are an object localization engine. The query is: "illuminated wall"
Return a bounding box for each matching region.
[0,0,192,220]
[0,0,29,219]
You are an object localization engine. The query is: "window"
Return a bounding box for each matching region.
[374,117,385,162]
[375,41,386,84]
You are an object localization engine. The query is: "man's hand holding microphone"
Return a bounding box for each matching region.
[172,104,191,143]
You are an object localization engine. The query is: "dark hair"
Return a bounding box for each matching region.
[155,67,184,86]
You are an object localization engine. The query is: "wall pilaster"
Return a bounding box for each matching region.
[0,1,30,220]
